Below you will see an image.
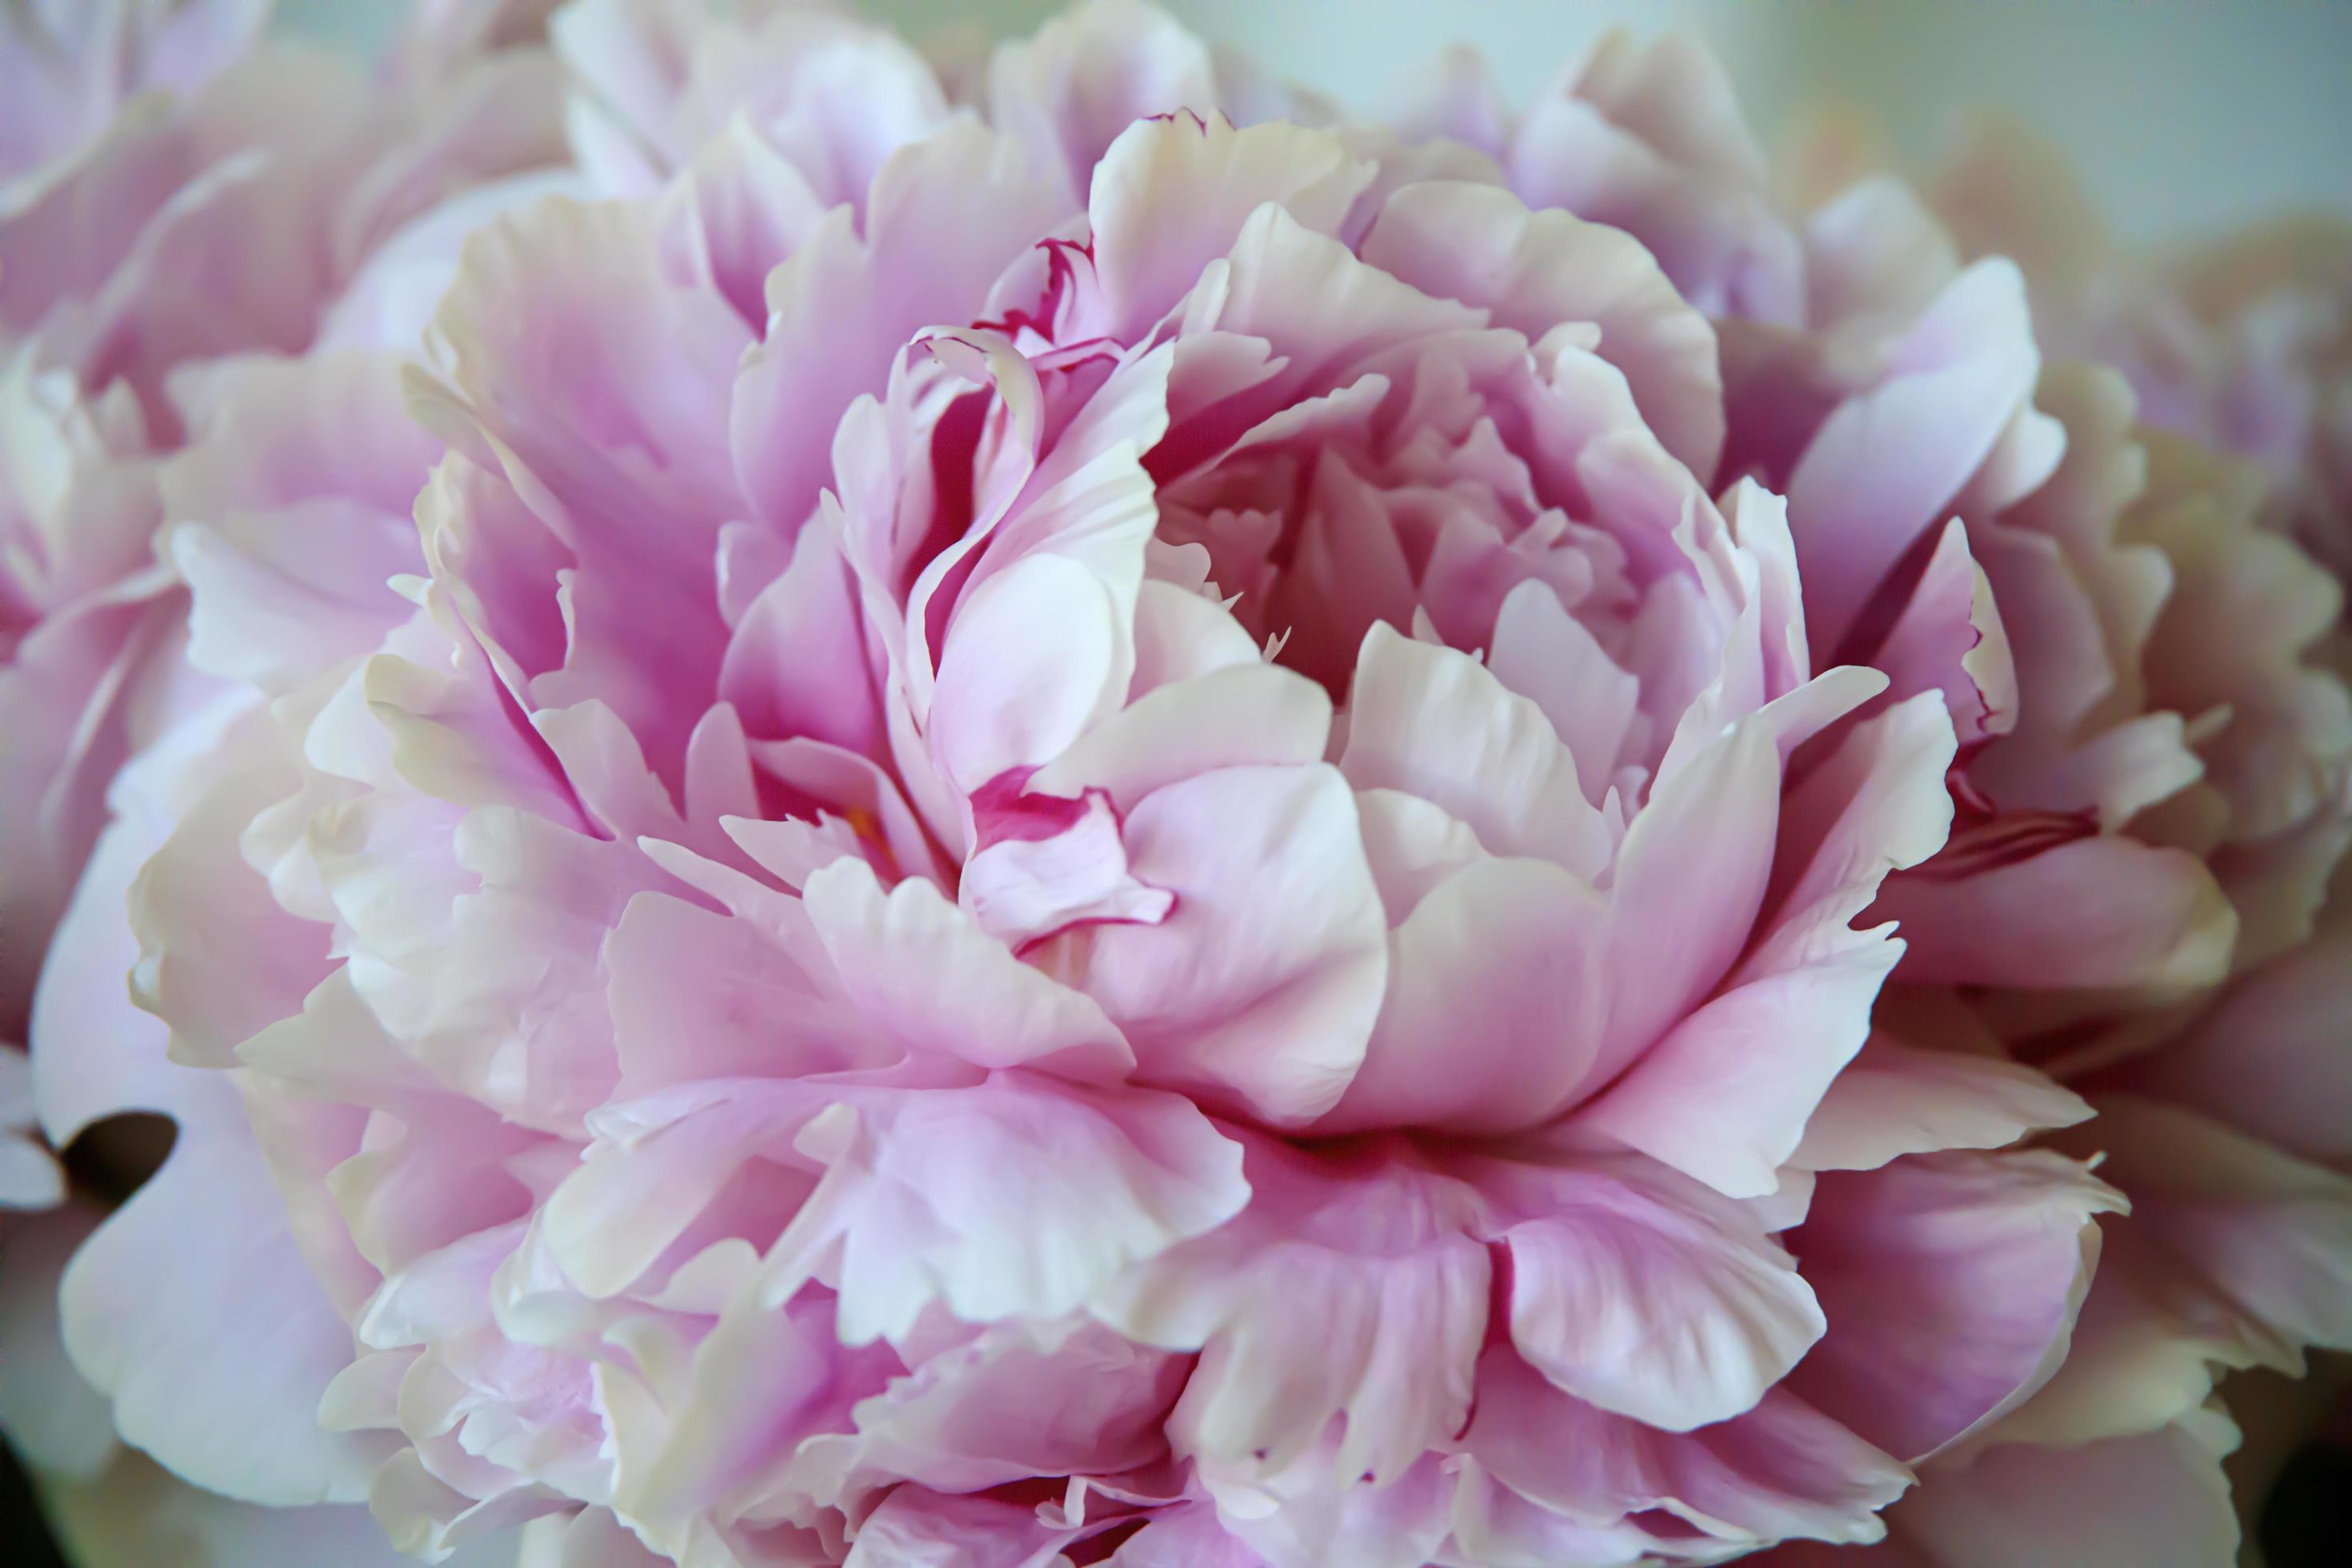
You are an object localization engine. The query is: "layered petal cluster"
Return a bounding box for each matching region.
[0,0,566,1029]
[1422,28,2352,1564]
[0,352,169,1062]
[0,0,269,190]
[6,4,2157,1566]
[0,1,568,1560]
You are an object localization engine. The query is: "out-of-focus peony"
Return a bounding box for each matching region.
[1,1,568,1562]
[11,3,2150,1565]
[1784,106,2352,616]
[0,0,565,1031]
[0,353,170,1058]
[1426,29,2352,1565]
[0,0,269,191]
[1927,117,2352,593]
[1396,29,1804,330]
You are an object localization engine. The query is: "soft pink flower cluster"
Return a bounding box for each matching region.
[2,4,2346,1566]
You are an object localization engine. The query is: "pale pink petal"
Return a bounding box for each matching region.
[1581,933,1899,1202]
[1787,1151,2123,1462]
[1465,1347,1907,1554]
[1882,1416,2241,1568]
[843,1486,1079,1568]
[731,121,1066,538]
[517,1508,667,1568]
[1484,580,1644,806]
[787,1317,1181,1514]
[958,788,1174,949]
[126,720,330,1069]
[655,116,829,336]
[1793,1038,2091,1173]
[930,553,1126,796]
[618,1286,898,1533]
[60,1070,393,1504]
[1507,30,1803,326]
[421,196,748,786]
[803,855,1136,1081]
[1339,622,1611,880]
[1197,1437,1455,1568]
[1586,714,1783,1094]
[1028,659,1332,810]
[1864,518,2017,744]
[2066,1094,2352,1359]
[1489,1154,1825,1431]
[664,9,948,215]
[1783,260,2050,654]
[539,1084,814,1302]
[717,517,884,757]
[757,1078,1248,1342]
[1985,1220,2252,1452]
[2124,925,2352,1162]
[1582,695,1958,1194]
[1096,1138,1488,1486]
[1046,763,1388,1126]
[546,0,693,191]
[162,351,431,692]
[1085,113,1373,344]
[986,0,1218,202]
[1870,835,2236,992]
[1318,853,1606,1134]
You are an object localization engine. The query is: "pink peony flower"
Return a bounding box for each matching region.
[9,5,2346,1566]
[12,4,2143,1564]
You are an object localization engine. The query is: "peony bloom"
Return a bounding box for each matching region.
[13,3,2145,1564]
[9,5,2346,1566]
[1421,27,2352,1562]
